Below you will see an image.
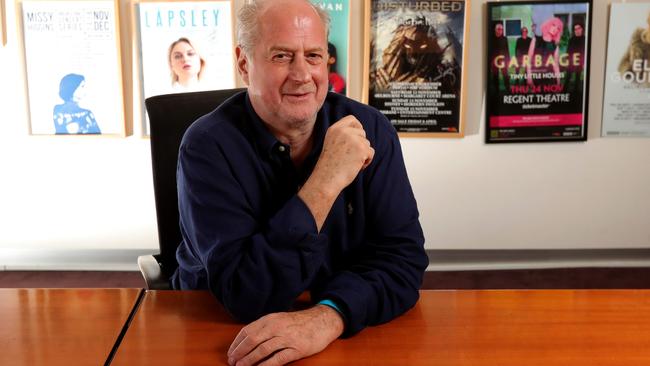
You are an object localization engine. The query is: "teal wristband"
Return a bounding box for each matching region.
[318,299,348,324]
[318,299,342,314]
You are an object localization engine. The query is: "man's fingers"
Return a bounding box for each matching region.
[235,337,287,366]
[257,348,301,366]
[228,327,272,364]
[362,147,375,170]
[228,328,248,356]
[337,115,363,129]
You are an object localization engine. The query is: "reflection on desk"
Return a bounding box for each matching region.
[112,289,650,365]
[0,288,142,366]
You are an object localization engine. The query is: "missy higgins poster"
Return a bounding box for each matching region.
[313,0,349,96]
[137,0,235,134]
[364,0,468,136]
[601,3,650,137]
[486,1,591,143]
[21,0,125,136]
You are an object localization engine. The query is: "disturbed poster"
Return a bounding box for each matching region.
[366,0,467,136]
[486,1,591,143]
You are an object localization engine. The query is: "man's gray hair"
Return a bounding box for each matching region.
[237,0,330,55]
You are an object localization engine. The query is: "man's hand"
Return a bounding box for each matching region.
[298,115,375,231]
[227,305,345,366]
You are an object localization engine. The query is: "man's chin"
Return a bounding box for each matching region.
[282,110,318,127]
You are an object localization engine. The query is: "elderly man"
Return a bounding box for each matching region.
[170,0,428,364]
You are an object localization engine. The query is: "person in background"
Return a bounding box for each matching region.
[565,22,585,92]
[489,22,511,92]
[514,26,532,85]
[327,42,346,94]
[527,17,563,86]
[171,0,428,365]
[168,37,206,92]
[53,73,100,135]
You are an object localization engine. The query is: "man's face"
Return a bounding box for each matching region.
[521,27,528,39]
[495,24,504,37]
[237,1,329,129]
[574,24,583,37]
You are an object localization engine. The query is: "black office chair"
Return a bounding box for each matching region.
[138,88,245,290]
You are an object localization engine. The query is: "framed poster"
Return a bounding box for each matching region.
[313,0,350,96]
[363,0,469,137]
[1,0,6,46]
[20,0,127,136]
[486,1,592,143]
[137,0,235,136]
[602,3,650,137]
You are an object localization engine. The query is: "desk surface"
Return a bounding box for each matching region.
[112,289,650,365]
[0,288,142,366]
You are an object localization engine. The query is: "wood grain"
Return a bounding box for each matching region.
[0,288,142,366]
[112,289,650,365]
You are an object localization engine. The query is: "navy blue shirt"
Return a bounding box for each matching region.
[171,91,427,336]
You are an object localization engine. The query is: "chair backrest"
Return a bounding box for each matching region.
[145,88,245,278]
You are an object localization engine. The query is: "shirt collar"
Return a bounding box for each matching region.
[243,92,331,161]
[244,94,280,158]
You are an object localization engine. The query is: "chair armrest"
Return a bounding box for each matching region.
[137,254,171,290]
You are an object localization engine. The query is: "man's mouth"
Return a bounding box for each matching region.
[284,90,314,100]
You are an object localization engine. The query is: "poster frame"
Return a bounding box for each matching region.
[362,0,470,138]
[1,0,6,46]
[17,0,128,137]
[601,2,650,138]
[135,0,236,137]
[313,0,352,98]
[485,0,593,144]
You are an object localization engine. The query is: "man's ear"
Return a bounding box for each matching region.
[236,46,250,86]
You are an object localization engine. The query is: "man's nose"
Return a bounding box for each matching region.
[289,56,311,83]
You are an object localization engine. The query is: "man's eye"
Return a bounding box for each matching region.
[307,53,323,61]
[273,53,292,61]
[404,44,412,49]
[419,44,428,49]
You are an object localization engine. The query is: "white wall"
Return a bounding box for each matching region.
[0,0,648,270]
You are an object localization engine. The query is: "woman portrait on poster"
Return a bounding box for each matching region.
[327,42,346,94]
[52,73,101,135]
[168,37,207,92]
[618,11,650,86]
[527,17,563,87]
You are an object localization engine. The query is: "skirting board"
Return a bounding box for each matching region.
[1,248,650,271]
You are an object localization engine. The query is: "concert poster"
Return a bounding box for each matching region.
[601,3,650,138]
[313,0,350,96]
[364,0,468,136]
[21,0,126,136]
[486,1,591,143]
[137,0,235,135]
[1,0,6,46]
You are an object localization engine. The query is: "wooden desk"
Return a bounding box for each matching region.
[112,290,650,365]
[0,288,142,366]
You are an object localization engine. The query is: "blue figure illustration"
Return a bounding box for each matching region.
[53,74,101,134]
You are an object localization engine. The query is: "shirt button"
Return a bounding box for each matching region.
[278,145,286,153]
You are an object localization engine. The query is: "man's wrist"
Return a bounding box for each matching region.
[317,299,347,330]
[314,301,345,337]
